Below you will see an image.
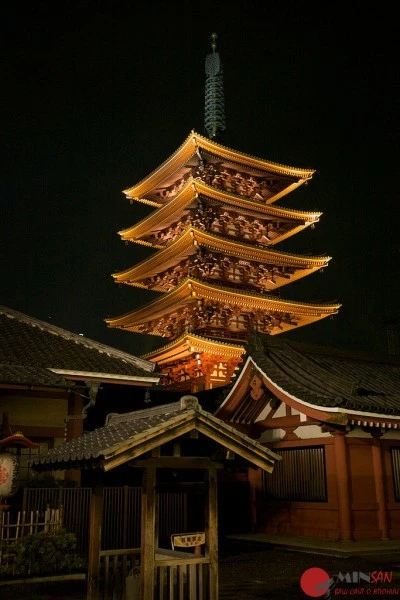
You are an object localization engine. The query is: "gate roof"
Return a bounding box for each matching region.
[31,395,280,473]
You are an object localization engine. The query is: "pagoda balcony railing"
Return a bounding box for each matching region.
[195,327,247,343]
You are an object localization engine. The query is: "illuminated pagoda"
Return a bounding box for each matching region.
[106,34,341,392]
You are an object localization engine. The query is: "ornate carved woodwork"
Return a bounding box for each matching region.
[142,197,295,248]
[161,353,243,389]
[250,373,265,401]
[133,299,299,341]
[152,156,289,205]
[137,248,296,293]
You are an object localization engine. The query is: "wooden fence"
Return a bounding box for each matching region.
[0,507,62,568]
[21,487,188,557]
[22,486,91,555]
[1,506,62,544]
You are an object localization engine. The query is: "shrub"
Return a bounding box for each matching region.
[0,529,86,578]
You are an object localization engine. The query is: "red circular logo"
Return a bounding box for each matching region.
[300,567,331,597]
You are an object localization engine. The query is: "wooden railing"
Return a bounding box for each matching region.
[99,548,141,600]
[98,548,211,600]
[23,486,91,555]
[154,551,210,600]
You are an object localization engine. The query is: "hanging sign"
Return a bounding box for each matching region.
[0,452,20,497]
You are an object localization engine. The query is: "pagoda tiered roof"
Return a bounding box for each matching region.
[123,130,315,207]
[109,121,339,390]
[119,178,321,248]
[140,332,245,366]
[105,277,340,340]
[112,226,331,293]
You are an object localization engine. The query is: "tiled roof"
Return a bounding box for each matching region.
[0,364,69,388]
[245,334,400,416]
[31,396,280,472]
[32,401,188,468]
[0,306,159,387]
[33,403,181,468]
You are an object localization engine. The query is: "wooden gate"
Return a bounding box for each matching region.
[97,548,211,600]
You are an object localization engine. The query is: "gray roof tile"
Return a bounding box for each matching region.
[0,306,159,387]
[32,401,186,468]
[247,334,400,415]
[0,364,69,387]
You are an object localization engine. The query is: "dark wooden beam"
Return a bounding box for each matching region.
[141,464,156,600]
[87,477,103,600]
[129,457,224,469]
[206,465,218,600]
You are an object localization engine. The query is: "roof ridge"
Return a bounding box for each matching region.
[190,131,315,176]
[106,401,183,424]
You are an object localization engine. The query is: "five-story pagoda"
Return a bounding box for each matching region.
[106,34,341,392]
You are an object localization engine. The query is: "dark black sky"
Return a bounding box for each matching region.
[2,2,399,357]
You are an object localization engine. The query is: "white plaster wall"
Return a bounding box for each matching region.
[290,406,309,422]
[259,428,286,442]
[293,425,331,439]
[346,426,372,438]
[0,395,67,427]
[255,404,272,422]
[272,403,286,418]
[382,430,400,439]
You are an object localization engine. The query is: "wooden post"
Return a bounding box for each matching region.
[332,431,352,541]
[87,478,103,600]
[204,372,211,391]
[65,392,84,485]
[371,434,389,539]
[205,466,218,600]
[141,465,156,600]
[122,485,129,549]
[247,466,261,530]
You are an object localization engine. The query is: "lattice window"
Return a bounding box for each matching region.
[390,447,400,502]
[263,446,327,502]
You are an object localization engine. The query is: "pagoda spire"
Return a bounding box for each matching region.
[204,33,226,140]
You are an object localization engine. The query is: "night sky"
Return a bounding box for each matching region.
[2,3,399,358]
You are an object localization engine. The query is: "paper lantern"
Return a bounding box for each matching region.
[0,452,20,497]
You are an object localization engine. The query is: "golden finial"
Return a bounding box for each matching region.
[211,32,217,52]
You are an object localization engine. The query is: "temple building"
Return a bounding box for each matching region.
[106,35,341,392]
